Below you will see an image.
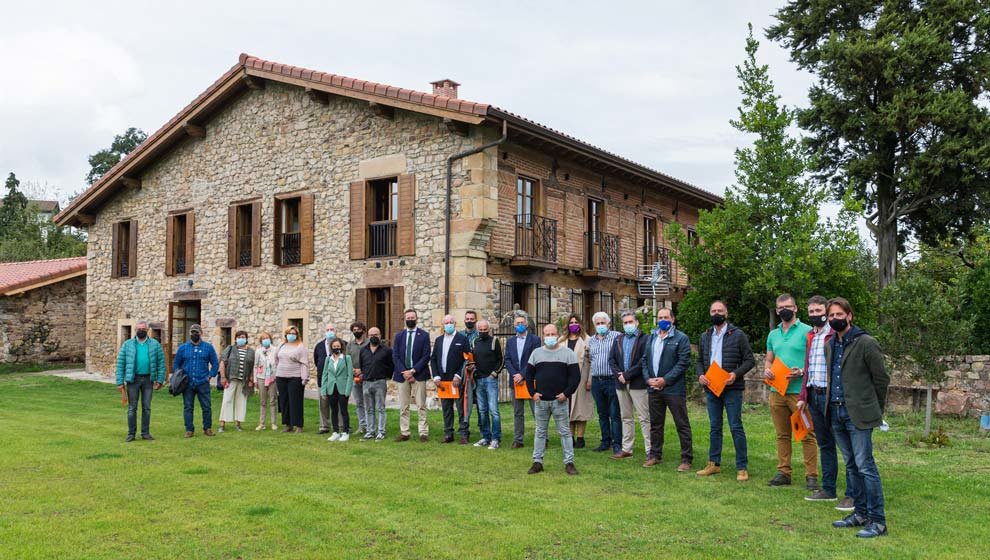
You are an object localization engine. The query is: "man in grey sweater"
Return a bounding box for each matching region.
[526,324,581,476]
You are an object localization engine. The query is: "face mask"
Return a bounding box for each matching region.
[261,339,272,348]
[369,336,381,346]
[623,324,638,336]
[711,314,726,326]
[657,320,672,332]
[331,347,342,355]
[465,321,476,330]
[515,324,527,334]
[778,309,795,322]
[325,331,336,341]
[352,331,364,339]
[406,320,417,329]
[809,314,827,328]
[544,336,558,348]
[190,333,201,342]
[286,334,297,343]
[568,324,581,334]
[829,318,849,332]
[236,338,247,347]
[595,325,608,336]
[444,324,455,335]
[136,329,148,339]
[478,332,491,340]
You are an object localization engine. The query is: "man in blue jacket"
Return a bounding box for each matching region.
[392,309,432,442]
[431,314,470,443]
[173,323,219,438]
[640,307,693,470]
[115,320,166,442]
[504,310,541,449]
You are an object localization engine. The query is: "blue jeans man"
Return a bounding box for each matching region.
[808,389,850,499]
[183,381,213,434]
[705,390,748,470]
[831,403,885,526]
[533,398,575,467]
[476,376,501,444]
[591,376,621,453]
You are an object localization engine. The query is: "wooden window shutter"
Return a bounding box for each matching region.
[273,198,283,265]
[165,216,175,276]
[111,222,121,278]
[389,285,405,343]
[354,288,368,332]
[227,205,237,269]
[349,181,366,260]
[396,174,416,256]
[127,220,138,278]
[299,193,315,265]
[184,212,195,274]
[251,201,262,267]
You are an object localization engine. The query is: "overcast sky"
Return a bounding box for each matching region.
[2,1,856,235]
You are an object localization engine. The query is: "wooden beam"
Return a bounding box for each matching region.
[75,213,95,226]
[443,117,469,137]
[183,123,206,138]
[121,177,141,189]
[369,102,394,120]
[243,75,265,90]
[305,87,329,105]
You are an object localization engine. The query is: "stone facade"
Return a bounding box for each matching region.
[0,276,85,363]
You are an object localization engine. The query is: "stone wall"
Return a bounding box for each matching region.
[0,276,86,363]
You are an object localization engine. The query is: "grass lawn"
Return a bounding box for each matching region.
[0,362,83,375]
[1,373,988,559]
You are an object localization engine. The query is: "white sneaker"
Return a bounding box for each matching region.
[473,439,490,448]
[328,432,341,442]
[362,432,375,440]
[340,432,350,442]
[488,440,500,450]
[255,424,265,431]
[271,423,278,431]
[375,433,385,441]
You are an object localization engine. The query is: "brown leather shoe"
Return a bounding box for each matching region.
[643,457,661,468]
[564,463,579,475]
[441,436,454,443]
[281,426,292,433]
[677,462,692,473]
[737,469,749,482]
[395,434,411,442]
[459,437,469,445]
[203,429,215,437]
[610,451,633,460]
[184,431,194,438]
[527,462,544,474]
[696,461,721,476]
[511,441,524,449]
[419,435,429,443]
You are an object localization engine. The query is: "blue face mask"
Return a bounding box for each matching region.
[325,331,336,341]
[657,320,673,332]
[444,324,455,335]
[544,336,558,348]
[236,337,247,346]
[623,324,638,336]
[515,324,527,334]
[286,334,297,343]
[595,325,608,336]
[261,339,272,348]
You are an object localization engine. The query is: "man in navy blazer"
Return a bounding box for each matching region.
[392,308,432,442]
[431,314,471,443]
[505,311,542,448]
[640,306,694,471]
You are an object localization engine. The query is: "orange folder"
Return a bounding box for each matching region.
[514,380,532,400]
[437,380,459,399]
[704,362,732,398]
[791,407,813,442]
[764,356,792,395]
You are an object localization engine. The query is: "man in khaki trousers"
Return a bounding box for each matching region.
[392,309,432,442]
[609,311,652,459]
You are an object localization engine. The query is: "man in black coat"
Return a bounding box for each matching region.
[608,310,651,460]
[431,314,470,443]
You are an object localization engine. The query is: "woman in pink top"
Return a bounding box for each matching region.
[274,325,309,433]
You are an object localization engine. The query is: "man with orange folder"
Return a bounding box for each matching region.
[431,314,470,444]
[695,300,754,481]
[763,294,817,489]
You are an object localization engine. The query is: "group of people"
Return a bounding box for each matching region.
[114,294,890,538]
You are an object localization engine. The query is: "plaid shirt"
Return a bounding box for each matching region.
[588,330,620,377]
[806,324,832,388]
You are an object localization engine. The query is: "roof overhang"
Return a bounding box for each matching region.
[2,268,86,296]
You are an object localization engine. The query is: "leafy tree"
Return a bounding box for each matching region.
[0,172,86,262]
[0,173,30,236]
[768,1,990,289]
[86,127,147,185]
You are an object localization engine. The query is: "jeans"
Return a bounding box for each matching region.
[648,391,693,464]
[809,389,844,496]
[126,375,153,436]
[705,389,747,470]
[533,399,574,465]
[183,381,213,432]
[591,376,621,451]
[362,379,388,436]
[831,403,886,524]
[476,376,501,442]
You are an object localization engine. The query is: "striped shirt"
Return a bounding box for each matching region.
[806,324,832,388]
[588,331,620,377]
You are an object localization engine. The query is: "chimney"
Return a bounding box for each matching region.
[430,79,460,99]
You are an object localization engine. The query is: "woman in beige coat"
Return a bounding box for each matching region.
[564,313,593,448]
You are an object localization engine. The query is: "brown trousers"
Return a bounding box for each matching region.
[769,391,818,477]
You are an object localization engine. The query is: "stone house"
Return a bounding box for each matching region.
[0,257,86,363]
[55,53,721,377]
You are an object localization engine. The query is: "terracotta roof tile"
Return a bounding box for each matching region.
[0,257,86,295]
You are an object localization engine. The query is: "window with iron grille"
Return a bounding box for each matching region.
[535,284,551,328]
[368,177,398,258]
[276,197,301,266]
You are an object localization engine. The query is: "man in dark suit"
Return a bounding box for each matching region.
[392,308,432,442]
[641,306,693,471]
[608,310,651,460]
[504,311,542,449]
[432,314,471,443]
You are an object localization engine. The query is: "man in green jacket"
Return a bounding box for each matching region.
[824,298,890,538]
[115,320,166,442]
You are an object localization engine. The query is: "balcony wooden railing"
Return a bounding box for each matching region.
[514,214,557,263]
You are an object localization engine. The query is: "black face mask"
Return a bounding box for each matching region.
[465,321,476,331]
[369,336,381,346]
[136,329,148,340]
[405,320,417,329]
[829,318,849,332]
[352,331,364,340]
[711,314,726,326]
[190,333,201,342]
[331,347,342,355]
[778,309,795,322]
[809,314,827,328]
[478,332,491,340]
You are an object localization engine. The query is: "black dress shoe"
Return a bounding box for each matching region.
[856,522,888,538]
[768,471,792,486]
[806,475,819,491]
[832,513,867,528]
[125,434,135,442]
[592,443,611,452]
[318,429,330,435]
[527,462,544,474]
[141,434,155,441]
[574,437,586,449]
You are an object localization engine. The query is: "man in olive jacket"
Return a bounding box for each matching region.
[824,297,890,539]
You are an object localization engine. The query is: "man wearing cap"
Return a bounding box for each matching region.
[115,320,166,442]
[173,324,220,438]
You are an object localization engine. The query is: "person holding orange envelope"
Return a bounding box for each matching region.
[431,314,471,444]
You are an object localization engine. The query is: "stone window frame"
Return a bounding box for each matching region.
[281,310,310,344]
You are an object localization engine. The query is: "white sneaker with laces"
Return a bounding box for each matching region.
[488,440,500,450]
[340,432,350,442]
[375,433,385,441]
[328,432,341,442]
[473,439,490,447]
